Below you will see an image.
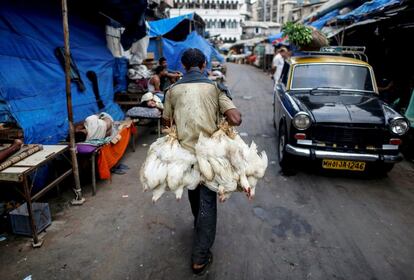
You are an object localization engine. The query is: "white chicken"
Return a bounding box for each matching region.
[195,123,239,201]
[195,121,268,201]
[140,121,268,203]
[139,126,201,202]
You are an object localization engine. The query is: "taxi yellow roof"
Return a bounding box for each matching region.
[290,56,370,66]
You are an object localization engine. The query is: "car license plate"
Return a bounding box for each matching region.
[322,159,366,171]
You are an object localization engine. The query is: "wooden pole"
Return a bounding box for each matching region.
[61,0,85,205]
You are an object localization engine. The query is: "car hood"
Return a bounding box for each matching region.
[293,94,385,124]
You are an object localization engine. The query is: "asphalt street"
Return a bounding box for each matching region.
[1,63,413,280]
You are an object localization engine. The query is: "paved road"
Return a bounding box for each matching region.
[1,63,414,280]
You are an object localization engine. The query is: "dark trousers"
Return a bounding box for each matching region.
[188,185,217,265]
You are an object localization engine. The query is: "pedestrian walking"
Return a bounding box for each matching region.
[162,48,242,275]
[272,46,289,90]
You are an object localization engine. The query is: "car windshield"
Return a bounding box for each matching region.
[291,64,374,92]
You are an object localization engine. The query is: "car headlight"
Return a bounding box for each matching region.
[293,112,311,130]
[389,118,409,136]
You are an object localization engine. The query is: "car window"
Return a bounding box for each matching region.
[291,64,374,92]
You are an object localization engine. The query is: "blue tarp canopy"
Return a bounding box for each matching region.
[305,0,404,30]
[148,13,195,38]
[147,14,220,71]
[160,31,224,72]
[268,32,284,43]
[336,0,402,21]
[0,3,124,144]
[310,9,340,29]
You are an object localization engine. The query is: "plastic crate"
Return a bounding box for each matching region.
[9,203,51,236]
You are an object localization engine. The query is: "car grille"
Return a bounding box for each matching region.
[311,125,385,147]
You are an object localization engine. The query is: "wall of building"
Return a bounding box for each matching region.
[242,24,280,38]
[170,0,248,42]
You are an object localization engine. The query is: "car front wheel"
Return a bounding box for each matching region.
[277,125,294,172]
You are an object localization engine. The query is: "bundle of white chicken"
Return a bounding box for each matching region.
[139,127,200,202]
[195,122,268,202]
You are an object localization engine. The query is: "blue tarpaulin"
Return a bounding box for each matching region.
[337,0,402,21]
[148,13,195,38]
[268,32,285,43]
[310,9,340,29]
[160,31,224,72]
[0,3,124,144]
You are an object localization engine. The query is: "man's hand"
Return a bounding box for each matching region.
[162,118,172,128]
[224,108,242,126]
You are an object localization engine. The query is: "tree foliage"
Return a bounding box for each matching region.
[282,22,313,46]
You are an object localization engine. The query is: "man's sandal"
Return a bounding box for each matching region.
[192,252,213,276]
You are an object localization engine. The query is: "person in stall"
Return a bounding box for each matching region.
[0,139,23,164]
[158,57,182,88]
[74,113,114,143]
[148,65,167,94]
[140,92,164,112]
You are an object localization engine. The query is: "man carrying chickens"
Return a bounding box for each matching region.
[163,48,242,276]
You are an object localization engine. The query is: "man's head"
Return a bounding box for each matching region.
[154,65,166,76]
[181,48,206,71]
[279,47,289,59]
[159,57,167,68]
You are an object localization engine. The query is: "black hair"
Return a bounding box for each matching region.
[181,48,206,70]
[159,57,167,63]
[154,65,165,75]
[74,131,86,142]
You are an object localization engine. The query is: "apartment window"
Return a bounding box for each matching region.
[255,27,260,34]
[220,3,224,9]
[221,20,226,29]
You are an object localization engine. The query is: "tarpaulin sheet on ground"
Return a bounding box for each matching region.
[159,31,223,72]
[0,3,124,144]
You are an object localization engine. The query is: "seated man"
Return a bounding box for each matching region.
[148,65,167,93]
[159,57,182,88]
[0,139,23,164]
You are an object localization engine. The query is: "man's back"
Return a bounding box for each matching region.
[163,73,235,153]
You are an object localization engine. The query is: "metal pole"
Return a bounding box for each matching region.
[61,0,85,205]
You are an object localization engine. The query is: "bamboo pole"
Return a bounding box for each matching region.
[61,0,85,205]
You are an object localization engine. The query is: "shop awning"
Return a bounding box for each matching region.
[148,13,205,40]
[336,0,403,21]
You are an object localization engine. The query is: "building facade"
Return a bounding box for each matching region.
[252,0,327,24]
[279,0,297,24]
[147,0,175,19]
[169,0,250,42]
[241,21,280,39]
[291,0,328,22]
